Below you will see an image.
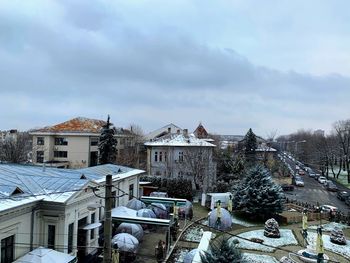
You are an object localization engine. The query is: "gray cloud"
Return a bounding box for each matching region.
[0,0,350,135]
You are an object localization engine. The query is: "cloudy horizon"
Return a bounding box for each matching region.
[1,0,350,136]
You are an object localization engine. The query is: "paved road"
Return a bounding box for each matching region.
[282,154,350,213]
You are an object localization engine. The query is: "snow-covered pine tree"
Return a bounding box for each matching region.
[98,115,117,164]
[235,165,285,219]
[244,128,257,163]
[200,238,242,263]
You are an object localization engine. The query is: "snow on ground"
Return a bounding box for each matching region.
[309,222,350,232]
[183,225,203,242]
[242,252,279,263]
[173,248,190,263]
[307,232,350,259]
[231,229,298,252]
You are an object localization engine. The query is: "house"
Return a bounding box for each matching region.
[144,123,183,141]
[144,129,216,193]
[29,117,136,168]
[0,163,144,263]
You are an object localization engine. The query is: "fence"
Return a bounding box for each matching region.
[285,198,350,225]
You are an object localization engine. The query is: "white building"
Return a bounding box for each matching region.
[0,164,144,262]
[144,123,183,141]
[144,130,216,192]
[29,117,135,168]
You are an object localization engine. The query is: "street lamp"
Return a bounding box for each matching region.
[295,140,307,160]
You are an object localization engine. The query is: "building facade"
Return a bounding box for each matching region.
[0,164,144,263]
[30,117,135,168]
[144,130,216,192]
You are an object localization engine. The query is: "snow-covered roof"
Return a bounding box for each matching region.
[144,123,182,140]
[0,164,144,212]
[144,134,215,147]
[255,145,277,152]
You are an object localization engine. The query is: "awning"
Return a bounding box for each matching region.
[82,222,102,230]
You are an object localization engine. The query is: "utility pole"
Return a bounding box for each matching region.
[104,174,113,263]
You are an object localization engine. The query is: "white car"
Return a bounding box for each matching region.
[295,179,305,187]
[318,176,327,184]
[320,205,338,213]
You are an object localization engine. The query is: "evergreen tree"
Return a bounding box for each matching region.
[233,165,285,219]
[244,128,257,163]
[98,115,117,164]
[200,238,242,263]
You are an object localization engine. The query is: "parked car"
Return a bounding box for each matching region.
[325,182,338,192]
[309,172,316,178]
[281,184,294,191]
[318,176,327,184]
[314,174,321,180]
[295,179,305,187]
[298,170,305,175]
[337,191,350,201]
[320,205,338,213]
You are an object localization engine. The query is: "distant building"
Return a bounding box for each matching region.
[30,117,135,168]
[144,129,216,192]
[0,163,144,262]
[0,129,18,142]
[144,123,183,141]
[314,129,325,136]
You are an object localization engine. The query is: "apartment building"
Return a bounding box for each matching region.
[30,117,135,168]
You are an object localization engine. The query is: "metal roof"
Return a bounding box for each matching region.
[0,163,144,212]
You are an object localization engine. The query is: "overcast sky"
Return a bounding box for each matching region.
[1,0,350,136]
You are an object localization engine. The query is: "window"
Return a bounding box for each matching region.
[159,152,163,162]
[54,151,68,158]
[111,191,116,208]
[154,151,158,162]
[1,235,14,263]
[37,137,44,145]
[54,137,68,145]
[129,184,134,200]
[68,223,74,253]
[36,151,44,163]
[164,152,167,162]
[48,225,56,249]
[98,207,102,221]
[90,137,98,146]
[178,152,184,162]
[90,213,96,240]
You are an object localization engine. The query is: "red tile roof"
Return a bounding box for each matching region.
[34,117,106,134]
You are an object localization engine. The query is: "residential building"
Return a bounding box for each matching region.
[29,117,135,168]
[144,129,216,192]
[314,129,325,137]
[144,123,183,141]
[0,163,144,262]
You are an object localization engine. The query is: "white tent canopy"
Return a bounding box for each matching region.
[112,206,137,217]
[14,247,76,263]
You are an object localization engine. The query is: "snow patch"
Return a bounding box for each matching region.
[242,252,279,263]
[232,229,298,252]
[309,222,350,232]
[307,232,350,259]
[173,249,190,263]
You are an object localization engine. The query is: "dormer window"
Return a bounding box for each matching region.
[11,187,24,196]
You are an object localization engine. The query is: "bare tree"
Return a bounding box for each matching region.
[115,124,146,169]
[333,120,350,183]
[182,145,216,193]
[0,132,32,163]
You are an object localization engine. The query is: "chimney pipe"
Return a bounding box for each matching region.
[183,129,188,137]
[167,127,171,133]
[177,129,180,134]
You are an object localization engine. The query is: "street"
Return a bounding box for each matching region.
[282,154,350,213]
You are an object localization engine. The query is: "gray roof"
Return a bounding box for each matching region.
[0,164,144,212]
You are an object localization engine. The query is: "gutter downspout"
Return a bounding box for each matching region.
[30,207,37,251]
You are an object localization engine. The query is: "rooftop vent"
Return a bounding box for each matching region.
[80,174,87,179]
[11,187,24,196]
